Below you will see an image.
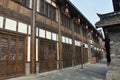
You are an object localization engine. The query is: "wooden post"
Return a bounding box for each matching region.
[71,19,76,66]
[58,8,62,69]
[80,25,84,69]
[30,0,36,74]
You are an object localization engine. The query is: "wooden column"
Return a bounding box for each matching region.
[30,0,36,74]
[80,25,84,69]
[58,8,62,69]
[71,20,76,66]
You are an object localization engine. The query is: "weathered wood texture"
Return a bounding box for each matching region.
[39,39,57,72]
[0,33,26,79]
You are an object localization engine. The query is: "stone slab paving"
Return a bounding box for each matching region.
[7,60,107,80]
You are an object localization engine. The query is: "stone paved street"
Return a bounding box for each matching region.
[8,60,107,80]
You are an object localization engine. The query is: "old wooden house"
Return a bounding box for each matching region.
[0,0,103,79]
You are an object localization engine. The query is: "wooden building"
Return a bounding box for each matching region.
[0,0,103,79]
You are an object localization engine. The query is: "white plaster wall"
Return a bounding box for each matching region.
[39,29,45,38]
[18,22,27,34]
[0,16,3,28]
[27,36,31,62]
[5,18,17,31]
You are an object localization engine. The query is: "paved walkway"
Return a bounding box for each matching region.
[7,60,107,80]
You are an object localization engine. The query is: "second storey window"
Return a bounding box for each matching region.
[74,23,80,33]
[39,0,56,21]
[61,13,71,29]
[13,0,30,8]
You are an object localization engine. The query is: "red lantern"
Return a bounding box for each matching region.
[65,7,69,15]
[85,25,88,29]
[91,30,93,34]
[77,18,80,24]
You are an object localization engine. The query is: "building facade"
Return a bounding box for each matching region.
[0,0,103,79]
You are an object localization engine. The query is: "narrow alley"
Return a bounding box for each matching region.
[1,0,119,80]
[8,60,107,80]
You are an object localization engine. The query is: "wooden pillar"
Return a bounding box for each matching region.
[58,8,63,69]
[80,25,84,69]
[71,20,76,66]
[30,0,36,74]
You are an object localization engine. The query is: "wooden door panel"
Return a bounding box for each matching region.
[16,38,25,75]
[83,48,88,63]
[62,44,72,68]
[0,34,25,79]
[0,37,8,79]
[75,46,81,65]
[7,38,16,77]
[39,39,57,72]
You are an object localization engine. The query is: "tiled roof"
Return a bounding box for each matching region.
[95,12,120,27]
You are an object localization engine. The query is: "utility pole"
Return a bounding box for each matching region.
[30,0,37,74]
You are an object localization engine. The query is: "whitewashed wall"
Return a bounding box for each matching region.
[28,25,31,35]
[62,36,72,44]
[5,18,17,31]
[27,36,31,62]
[36,38,38,61]
[75,40,81,47]
[52,33,57,41]
[18,22,27,34]
[39,28,45,38]
[0,16,3,28]
[29,0,32,8]
[46,31,51,40]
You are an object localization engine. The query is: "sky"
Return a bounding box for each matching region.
[70,0,113,27]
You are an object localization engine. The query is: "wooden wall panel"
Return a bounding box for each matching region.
[39,39,57,72]
[75,46,81,65]
[62,44,72,68]
[0,33,26,79]
[83,48,88,63]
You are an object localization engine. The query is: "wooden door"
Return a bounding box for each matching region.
[39,39,57,72]
[16,37,25,76]
[0,34,25,79]
[7,37,17,77]
[83,48,88,63]
[75,46,81,65]
[0,36,8,79]
[62,44,72,68]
